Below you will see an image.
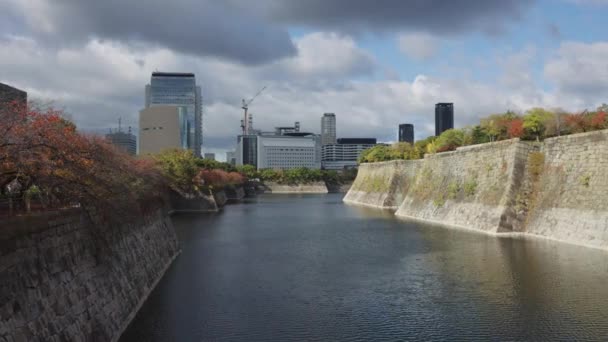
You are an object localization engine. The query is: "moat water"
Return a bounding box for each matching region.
[121,194,608,341]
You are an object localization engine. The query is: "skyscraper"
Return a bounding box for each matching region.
[399,124,414,144]
[435,103,454,136]
[321,113,336,145]
[145,72,202,156]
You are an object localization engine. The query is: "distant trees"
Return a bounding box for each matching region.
[155,149,246,193]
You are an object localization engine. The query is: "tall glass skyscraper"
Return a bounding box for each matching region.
[145,72,202,156]
[321,113,337,145]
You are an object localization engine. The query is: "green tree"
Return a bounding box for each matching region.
[259,168,278,181]
[154,149,200,192]
[434,129,465,152]
[469,125,490,145]
[413,136,437,159]
[523,108,554,141]
[389,142,415,160]
[236,164,258,179]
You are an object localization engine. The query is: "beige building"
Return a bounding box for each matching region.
[138,106,189,155]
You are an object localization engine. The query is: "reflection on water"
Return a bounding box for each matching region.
[121,194,608,341]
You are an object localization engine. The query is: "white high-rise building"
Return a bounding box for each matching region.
[145,72,202,156]
[321,113,336,145]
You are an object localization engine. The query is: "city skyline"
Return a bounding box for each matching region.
[2,1,608,157]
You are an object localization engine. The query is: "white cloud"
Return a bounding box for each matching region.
[2,31,607,153]
[544,41,608,103]
[397,32,440,61]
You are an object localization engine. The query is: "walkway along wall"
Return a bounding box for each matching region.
[0,207,179,342]
[344,130,608,249]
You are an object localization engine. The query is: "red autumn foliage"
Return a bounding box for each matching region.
[590,111,607,130]
[436,144,458,153]
[1,100,164,216]
[194,169,245,188]
[507,118,524,138]
[564,113,590,133]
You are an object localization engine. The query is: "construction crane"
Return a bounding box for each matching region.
[241,86,267,135]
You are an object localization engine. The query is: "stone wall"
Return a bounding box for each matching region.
[395,139,530,232]
[523,131,608,248]
[0,207,179,342]
[344,130,608,249]
[169,189,222,213]
[343,160,421,209]
[264,181,328,194]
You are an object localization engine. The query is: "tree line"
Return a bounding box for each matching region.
[0,102,245,216]
[359,105,608,163]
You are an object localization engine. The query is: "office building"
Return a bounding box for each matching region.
[236,122,322,170]
[322,138,377,170]
[0,82,27,106]
[139,106,189,155]
[203,153,216,160]
[226,151,236,165]
[435,103,454,136]
[399,124,414,144]
[145,72,202,156]
[321,113,337,145]
[106,128,137,156]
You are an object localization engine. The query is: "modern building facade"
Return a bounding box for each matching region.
[106,128,137,156]
[321,138,377,170]
[399,124,414,144]
[203,153,216,160]
[435,103,454,136]
[145,72,202,156]
[321,113,337,145]
[236,128,322,170]
[138,106,189,155]
[0,82,27,106]
[226,151,236,165]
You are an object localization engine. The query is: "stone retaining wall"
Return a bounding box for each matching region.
[344,130,608,249]
[343,160,421,209]
[264,182,328,194]
[0,207,179,342]
[524,131,608,248]
[395,139,535,233]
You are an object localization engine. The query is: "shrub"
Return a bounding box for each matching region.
[527,152,545,178]
[434,129,465,152]
[579,175,591,187]
[464,180,477,197]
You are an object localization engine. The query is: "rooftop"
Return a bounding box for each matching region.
[152,72,195,78]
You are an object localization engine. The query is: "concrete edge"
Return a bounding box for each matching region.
[113,249,182,342]
[343,200,398,211]
[267,191,329,194]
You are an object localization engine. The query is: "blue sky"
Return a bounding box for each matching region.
[1,0,607,158]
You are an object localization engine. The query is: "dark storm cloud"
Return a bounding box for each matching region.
[4,0,297,65]
[252,0,534,34]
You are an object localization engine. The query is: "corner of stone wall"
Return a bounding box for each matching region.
[496,141,542,232]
